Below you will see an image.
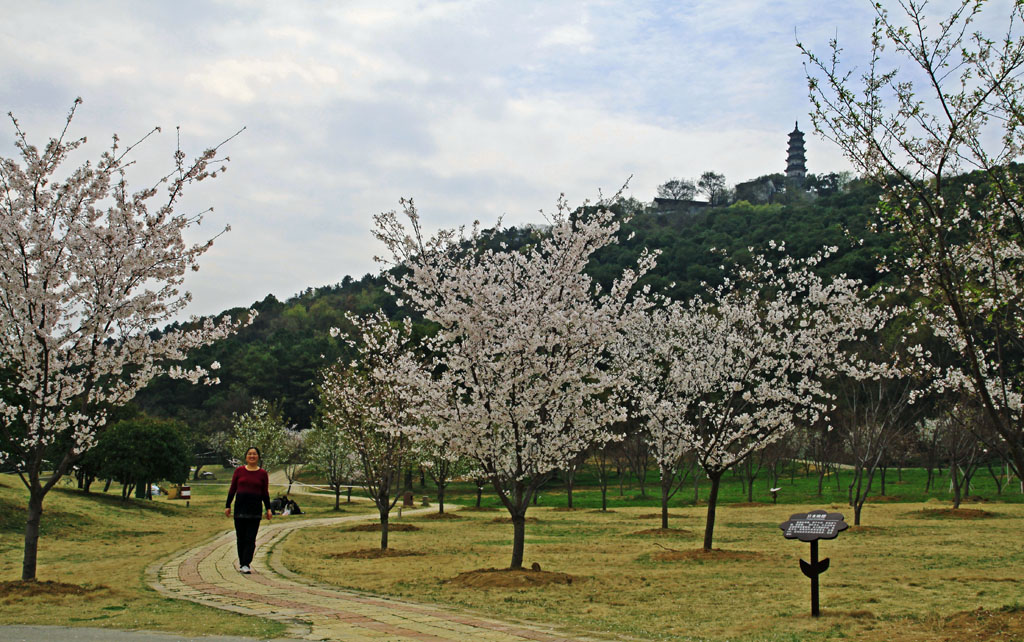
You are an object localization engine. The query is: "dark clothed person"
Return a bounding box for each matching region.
[224,448,272,573]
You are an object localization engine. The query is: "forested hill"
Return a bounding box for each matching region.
[134,177,890,435]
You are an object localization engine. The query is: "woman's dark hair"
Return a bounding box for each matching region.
[245,446,261,460]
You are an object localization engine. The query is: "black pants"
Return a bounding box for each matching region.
[234,517,261,567]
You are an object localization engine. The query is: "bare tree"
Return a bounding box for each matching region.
[697,171,730,205]
[657,178,696,200]
[837,376,921,525]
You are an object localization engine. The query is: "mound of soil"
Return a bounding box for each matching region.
[632,528,691,536]
[346,523,422,532]
[549,506,582,512]
[917,508,994,520]
[652,548,764,562]
[446,567,576,588]
[866,494,905,502]
[588,509,616,514]
[0,580,106,600]
[637,513,688,520]
[459,506,500,512]
[940,606,1024,641]
[422,512,462,520]
[330,549,423,559]
[491,517,538,524]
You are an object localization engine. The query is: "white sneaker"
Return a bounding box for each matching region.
[240,565,251,574]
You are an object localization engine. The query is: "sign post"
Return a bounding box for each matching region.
[779,510,848,617]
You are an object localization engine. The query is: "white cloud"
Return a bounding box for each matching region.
[3,0,945,323]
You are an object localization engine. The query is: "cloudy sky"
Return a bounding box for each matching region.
[1,0,890,321]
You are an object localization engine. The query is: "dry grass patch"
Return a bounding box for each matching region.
[637,512,688,519]
[330,549,423,559]
[446,567,576,587]
[939,606,1024,641]
[346,522,421,532]
[422,511,462,520]
[631,527,692,536]
[847,525,888,534]
[651,548,766,562]
[0,580,108,601]
[917,508,995,519]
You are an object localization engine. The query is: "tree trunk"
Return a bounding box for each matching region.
[661,474,671,530]
[951,462,962,509]
[438,484,446,514]
[600,484,607,512]
[475,485,483,507]
[851,468,863,526]
[22,491,44,581]
[379,509,390,550]
[702,472,723,551]
[565,475,574,509]
[510,512,526,569]
[334,487,341,510]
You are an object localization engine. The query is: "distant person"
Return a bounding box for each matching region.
[224,446,272,574]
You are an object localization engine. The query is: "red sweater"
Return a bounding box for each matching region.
[225,466,271,518]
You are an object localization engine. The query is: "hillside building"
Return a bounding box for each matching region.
[786,122,807,182]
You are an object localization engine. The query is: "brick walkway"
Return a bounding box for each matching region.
[147,508,597,641]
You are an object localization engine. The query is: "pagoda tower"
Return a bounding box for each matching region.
[786,122,807,182]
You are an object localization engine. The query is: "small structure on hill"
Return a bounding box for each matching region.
[786,122,807,183]
[652,197,711,215]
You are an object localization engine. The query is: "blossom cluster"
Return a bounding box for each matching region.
[373,194,656,486]
[0,101,250,471]
[613,248,894,476]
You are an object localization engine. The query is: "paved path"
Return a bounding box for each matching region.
[148,508,595,641]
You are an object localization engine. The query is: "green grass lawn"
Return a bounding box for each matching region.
[298,459,1024,512]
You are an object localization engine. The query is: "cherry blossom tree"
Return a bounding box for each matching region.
[374,194,655,569]
[318,311,427,550]
[305,417,360,510]
[801,0,1024,481]
[227,398,289,471]
[0,100,248,581]
[616,247,892,550]
[280,425,306,493]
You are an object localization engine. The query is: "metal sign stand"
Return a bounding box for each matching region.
[780,510,848,617]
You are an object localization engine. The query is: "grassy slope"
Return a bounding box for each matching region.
[0,471,372,637]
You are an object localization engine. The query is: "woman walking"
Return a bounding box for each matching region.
[224,446,272,573]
